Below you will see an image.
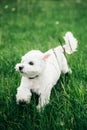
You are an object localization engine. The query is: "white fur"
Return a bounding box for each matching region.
[15,32,78,110]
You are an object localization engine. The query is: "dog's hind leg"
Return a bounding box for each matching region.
[61,56,72,74]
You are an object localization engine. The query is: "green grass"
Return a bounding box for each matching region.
[0,0,87,130]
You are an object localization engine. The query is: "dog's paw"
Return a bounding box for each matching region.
[36,104,45,112]
[16,97,30,105]
[18,99,28,105]
[16,87,32,105]
[36,105,41,110]
[16,92,31,105]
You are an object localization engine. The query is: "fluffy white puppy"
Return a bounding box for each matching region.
[15,32,78,110]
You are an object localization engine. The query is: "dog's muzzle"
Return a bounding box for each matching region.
[15,64,24,72]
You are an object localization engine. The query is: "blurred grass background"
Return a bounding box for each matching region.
[0,0,87,130]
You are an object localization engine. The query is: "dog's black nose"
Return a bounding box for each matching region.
[19,66,23,71]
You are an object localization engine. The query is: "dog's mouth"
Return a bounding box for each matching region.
[28,75,39,79]
[19,69,26,75]
[20,70,23,73]
[19,70,39,79]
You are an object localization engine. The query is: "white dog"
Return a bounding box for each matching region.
[15,32,77,110]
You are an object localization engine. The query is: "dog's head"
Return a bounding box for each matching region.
[15,50,50,79]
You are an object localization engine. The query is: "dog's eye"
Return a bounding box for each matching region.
[29,61,34,65]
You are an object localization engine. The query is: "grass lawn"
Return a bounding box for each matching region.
[0,0,87,130]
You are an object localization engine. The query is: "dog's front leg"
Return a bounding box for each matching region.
[16,77,32,105]
[37,91,51,110]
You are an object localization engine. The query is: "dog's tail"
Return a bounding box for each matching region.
[63,32,78,54]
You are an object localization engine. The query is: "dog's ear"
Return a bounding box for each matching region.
[42,53,50,60]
